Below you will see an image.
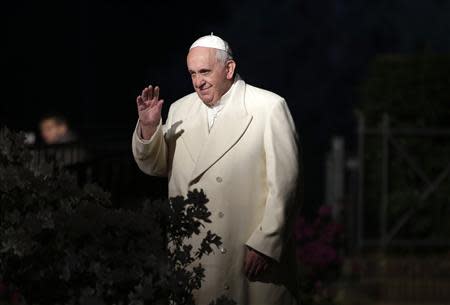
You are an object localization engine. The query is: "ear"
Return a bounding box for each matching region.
[225,60,236,80]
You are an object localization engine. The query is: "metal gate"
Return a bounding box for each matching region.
[354,112,450,251]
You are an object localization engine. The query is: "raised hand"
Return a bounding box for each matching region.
[136,85,164,140]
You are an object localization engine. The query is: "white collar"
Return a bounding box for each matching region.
[204,76,240,130]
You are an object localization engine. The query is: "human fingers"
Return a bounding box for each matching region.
[137,95,143,105]
[147,86,159,107]
[137,96,146,111]
[250,256,262,278]
[153,86,160,102]
[156,99,164,111]
[262,261,269,273]
[141,87,148,101]
[255,257,270,277]
[253,259,265,277]
[246,254,258,278]
[244,252,251,276]
[147,85,154,101]
[250,263,259,279]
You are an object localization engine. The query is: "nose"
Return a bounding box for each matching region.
[193,75,205,89]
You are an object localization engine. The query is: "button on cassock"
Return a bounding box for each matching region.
[216,177,223,183]
[218,211,224,218]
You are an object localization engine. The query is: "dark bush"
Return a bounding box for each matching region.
[0,128,234,305]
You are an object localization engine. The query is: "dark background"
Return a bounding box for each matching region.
[2,0,450,212]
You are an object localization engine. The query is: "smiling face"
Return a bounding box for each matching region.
[187,47,236,106]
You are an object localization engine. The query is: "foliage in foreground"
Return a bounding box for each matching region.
[0,128,234,305]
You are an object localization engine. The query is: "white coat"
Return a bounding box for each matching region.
[132,78,301,305]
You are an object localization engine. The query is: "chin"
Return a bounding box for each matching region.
[197,93,213,105]
[202,99,215,106]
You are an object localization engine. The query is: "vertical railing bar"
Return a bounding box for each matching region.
[381,113,390,250]
[356,111,365,253]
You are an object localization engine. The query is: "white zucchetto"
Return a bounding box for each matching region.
[190,33,232,56]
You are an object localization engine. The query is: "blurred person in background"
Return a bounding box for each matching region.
[39,113,77,145]
[35,113,87,171]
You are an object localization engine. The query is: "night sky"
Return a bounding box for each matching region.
[3,0,450,208]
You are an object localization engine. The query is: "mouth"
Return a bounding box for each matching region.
[199,86,211,94]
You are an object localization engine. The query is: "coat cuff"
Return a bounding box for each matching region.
[134,119,162,144]
[245,228,283,262]
[132,119,163,159]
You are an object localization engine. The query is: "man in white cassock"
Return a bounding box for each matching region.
[132,34,301,305]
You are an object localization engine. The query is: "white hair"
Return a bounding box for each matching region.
[215,49,233,65]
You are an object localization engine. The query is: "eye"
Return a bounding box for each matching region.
[199,69,211,76]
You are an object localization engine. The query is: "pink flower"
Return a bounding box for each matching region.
[297,240,337,268]
[294,217,305,239]
[318,205,332,218]
[10,290,21,305]
[0,281,6,295]
[320,223,343,243]
[294,217,314,241]
[302,226,314,239]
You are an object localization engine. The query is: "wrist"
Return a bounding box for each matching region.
[139,121,159,140]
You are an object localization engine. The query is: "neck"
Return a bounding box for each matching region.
[221,79,234,96]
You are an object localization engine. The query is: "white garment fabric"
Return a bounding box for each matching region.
[206,103,225,131]
[205,88,230,131]
[132,77,300,305]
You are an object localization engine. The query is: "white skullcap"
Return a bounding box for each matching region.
[190,32,232,56]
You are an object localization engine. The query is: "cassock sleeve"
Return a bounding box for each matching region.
[245,98,301,262]
[132,113,169,177]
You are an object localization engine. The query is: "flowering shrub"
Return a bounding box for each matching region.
[0,128,234,305]
[295,205,343,305]
[0,280,20,305]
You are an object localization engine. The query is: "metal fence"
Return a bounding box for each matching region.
[28,135,167,207]
[355,112,450,251]
[325,113,450,253]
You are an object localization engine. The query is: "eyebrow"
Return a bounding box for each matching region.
[189,68,211,74]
